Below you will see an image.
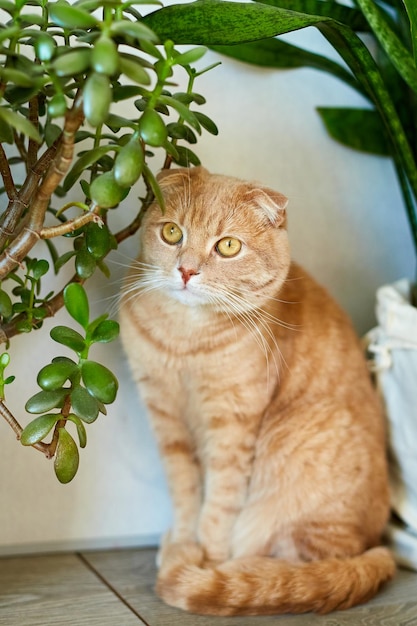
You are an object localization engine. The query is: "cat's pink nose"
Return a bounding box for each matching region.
[179,266,199,285]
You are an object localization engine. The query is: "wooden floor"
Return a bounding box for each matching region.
[1,547,417,625]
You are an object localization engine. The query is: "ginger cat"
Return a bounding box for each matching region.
[119,166,395,616]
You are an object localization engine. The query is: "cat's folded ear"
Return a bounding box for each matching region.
[245,187,288,228]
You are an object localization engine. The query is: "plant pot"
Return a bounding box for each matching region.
[366,279,417,570]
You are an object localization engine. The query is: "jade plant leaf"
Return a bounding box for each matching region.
[25,388,68,414]
[50,325,86,353]
[64,283,89,329]
[37,360,78,391]
[54,428,79,484]
[70,385,100,423]
[20,414,60,445]
[90,319,120,344]
[66,414,87,448]
[81,360,118,404]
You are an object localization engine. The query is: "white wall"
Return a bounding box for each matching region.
[0,28,415,554]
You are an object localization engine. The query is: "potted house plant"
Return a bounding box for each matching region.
[147,0,417,569]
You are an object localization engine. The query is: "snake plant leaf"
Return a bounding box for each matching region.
[20,414,60,446]
[402,0,417,67]
[54,428,79,484]
[211,39,364,96]
[64,283,89,329]
[355,0,417,95]
[317,107,391,156]
[253,0,370,31]
[71,385,100,423]
[143,0,328,45]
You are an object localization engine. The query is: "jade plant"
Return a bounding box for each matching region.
[0,0,222,482]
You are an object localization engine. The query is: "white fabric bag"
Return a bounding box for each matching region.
[366,279,417,570]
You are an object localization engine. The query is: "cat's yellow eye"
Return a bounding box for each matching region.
[216,237,242,258]
[161,222,183,245]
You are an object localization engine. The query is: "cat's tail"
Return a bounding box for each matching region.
[156,542,396,616]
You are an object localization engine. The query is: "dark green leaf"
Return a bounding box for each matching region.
[317,107,391,156]
[81,360,118,404]
[32,259,49,280]
[75,248,96,279]
[25,389,68,414]
[85,222,112,259]
[0,290,12,318]
[138,108,168,146]
[210,39,363,95]
[55,250,76,272]
[20,414,60,445]
[50,325,86,353]
[71,385,99,423]
[174,145,201,167]
[37,360,78,391]
[193,111,218,135]
[54,428,79,484]
[90,319,119,344]
[66,414,87,448]
[159,95,201,132]
[63,145,118,192]
[64,283,89,329]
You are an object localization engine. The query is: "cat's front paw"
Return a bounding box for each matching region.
[157,540,205,579]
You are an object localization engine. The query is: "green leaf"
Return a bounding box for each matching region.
[193,111,218,135]
[317,107,391,156]
[54,428,79,484]
[113,137,144,188]
[143,163,165,212]
[32,259,49,280]
[138,108,168,147]
[63,145,118,192]
[83,72,112,127]
[37,360,78,391]
[25,389,68,414]
[252,0,370,30]
[75,248,97,279]
[66,414,87,448]
[402,0,417,67]
[71,385,99,423]
[92,35,119,76]
[90,319,119,344]
[110,18,158,42]
[81,360,118,404]
[64,283,89,329]
[50,325,86,353]
[85,222,112,259]
[52,47,91,77]
[0,290,12,318]
[143,0,326,45]
[119,56,151,85]
[158,95,201,132]
[210,38,363,96]
[0,107,41,143]
[355,0,417,95]
[174,145,201,167]
[48,2,98,29]
[20,414,60,445]
[89,171,126,208]
[173,46,207,66]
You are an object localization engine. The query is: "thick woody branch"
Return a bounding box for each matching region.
[0,99,84,279]
[0,143,17,201]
